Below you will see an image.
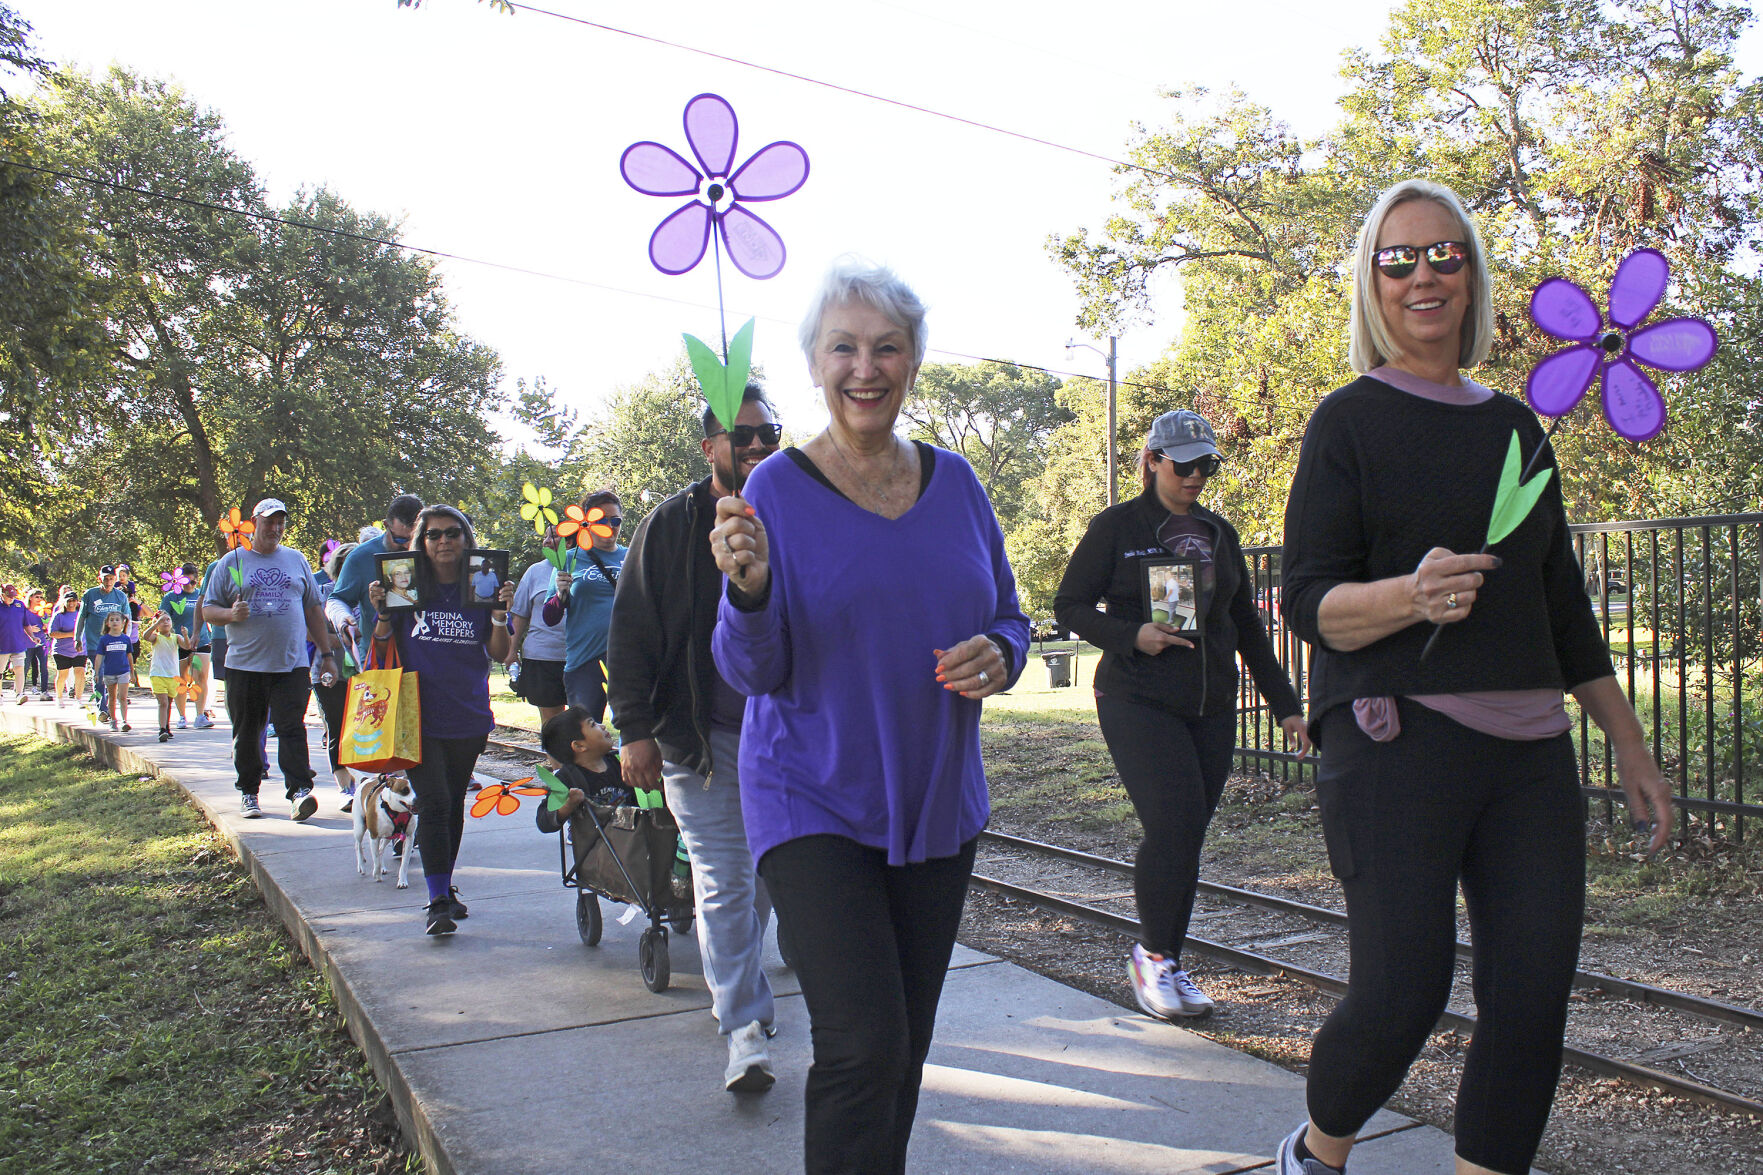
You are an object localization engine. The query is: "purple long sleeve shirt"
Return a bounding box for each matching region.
[713,446,1031,866]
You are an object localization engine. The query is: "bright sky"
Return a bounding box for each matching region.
[23,0,1763,448]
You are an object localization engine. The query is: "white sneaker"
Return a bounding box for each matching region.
[1129,943,1200,1019]
[724,1020,775,1092]
[176,715,187,729]
[240,793,263,819]
[1276,1122,1345,1174]
[1167,968,1214,1016]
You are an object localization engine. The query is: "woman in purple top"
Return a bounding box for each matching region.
[369,505,514,936]
[711,259,1030,1175]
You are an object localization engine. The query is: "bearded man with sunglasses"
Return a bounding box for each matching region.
[1054,409,1309,1025]
[607,384,784,1093]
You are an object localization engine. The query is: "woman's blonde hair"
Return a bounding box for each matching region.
[1348,179,1494,374]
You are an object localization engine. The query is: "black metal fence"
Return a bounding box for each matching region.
[1239,512,1763,846]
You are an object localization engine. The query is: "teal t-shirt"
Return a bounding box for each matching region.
[562,545,625,671]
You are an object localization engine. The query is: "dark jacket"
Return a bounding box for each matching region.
[605,476,724,776]
[1053,490,1301,721]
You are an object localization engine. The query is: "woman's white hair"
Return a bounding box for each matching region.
[1348,179,1495,374]
[798,256,928,367]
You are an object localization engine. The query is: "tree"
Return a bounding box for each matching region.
[25,68,503,564]
[567,353,717,536]
[901,361,1071,529]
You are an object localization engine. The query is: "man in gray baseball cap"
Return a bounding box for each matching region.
[202,497,340,821]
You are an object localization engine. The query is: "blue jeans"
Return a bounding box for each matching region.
[661,727,773,1034]
[562,658,608,724]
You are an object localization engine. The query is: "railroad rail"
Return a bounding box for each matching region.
[972,829,1763,1120]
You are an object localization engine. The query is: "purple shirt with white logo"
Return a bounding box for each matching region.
[387,579,494,738]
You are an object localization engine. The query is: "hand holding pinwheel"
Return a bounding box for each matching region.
[1419,249,1717,660]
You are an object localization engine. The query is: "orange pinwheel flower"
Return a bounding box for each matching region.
[217,508,256,550]
[554,504,618,550]
[469,777,549,818]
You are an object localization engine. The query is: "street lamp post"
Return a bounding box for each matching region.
[1065,335,1119,507]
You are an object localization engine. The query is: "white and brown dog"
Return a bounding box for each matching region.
[353,772,418,887]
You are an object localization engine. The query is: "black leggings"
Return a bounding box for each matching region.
[759,834,976,1175]
[407,734,488,878]
[313,679,348,773]
[1096,696,1237,960]
[1307,700,1584,1175]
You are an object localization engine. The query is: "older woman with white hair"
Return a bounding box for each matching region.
[1276,179,1670,1175]
[710,258,1030,1174]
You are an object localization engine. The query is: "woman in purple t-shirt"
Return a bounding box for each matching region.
[369,505,513,936]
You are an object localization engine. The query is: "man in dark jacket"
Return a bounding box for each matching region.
[607,383,783,1094]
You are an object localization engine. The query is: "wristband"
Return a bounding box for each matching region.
[491,616,508,628]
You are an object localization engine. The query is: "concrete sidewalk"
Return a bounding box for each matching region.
[5,694,1489,1174]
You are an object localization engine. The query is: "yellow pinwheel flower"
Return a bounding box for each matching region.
[520,482,559,535]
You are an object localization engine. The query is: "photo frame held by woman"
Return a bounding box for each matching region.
[376,552,423,612]
[463,549,509,609]
[1140,557,1201,632]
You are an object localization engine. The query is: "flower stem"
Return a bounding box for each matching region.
[1418,414,1567,661]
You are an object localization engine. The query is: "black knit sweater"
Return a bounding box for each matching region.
[1280,377,1612,726]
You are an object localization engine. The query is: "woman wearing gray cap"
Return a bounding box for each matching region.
[1054,409,1309,1020]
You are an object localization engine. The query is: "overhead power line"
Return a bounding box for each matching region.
[5,154,1309,418]
[500,2,1164,179]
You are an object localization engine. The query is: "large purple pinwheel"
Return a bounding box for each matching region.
[620,95,809,486]
[621,93,808,281]
[1421,248,1718,661]
[1526,248,1718,442]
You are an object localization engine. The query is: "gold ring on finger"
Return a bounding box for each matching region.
[1446,592,1459,609]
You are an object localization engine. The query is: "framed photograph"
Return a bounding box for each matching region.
[1139,557,1202,633]
[376,551,424,613]
[463,549,509,609]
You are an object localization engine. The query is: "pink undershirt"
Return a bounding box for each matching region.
[1349,367,1571,743]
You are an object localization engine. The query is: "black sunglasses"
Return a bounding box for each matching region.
[710,423,784,447]
[598,516,623,530]
[1374,240,1469,279]
[1152,452,1222,478]
[423,527,466,541]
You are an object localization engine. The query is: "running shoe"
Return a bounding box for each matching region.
[1276,1122,1345,1175]
[1128,943,1188,1020]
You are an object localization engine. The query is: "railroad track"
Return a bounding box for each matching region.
[972,828,1763,1120]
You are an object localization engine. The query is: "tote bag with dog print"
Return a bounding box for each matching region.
[340,640,421,772]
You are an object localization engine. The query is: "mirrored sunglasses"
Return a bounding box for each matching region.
[1374,240,1469,279]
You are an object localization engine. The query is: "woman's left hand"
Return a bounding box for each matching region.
[496,580,516,609]
[1616,743,1672,856]
[1279,714,1313,759]
[936,634,1006,699]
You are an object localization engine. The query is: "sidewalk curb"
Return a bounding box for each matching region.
[2,710,455,1175]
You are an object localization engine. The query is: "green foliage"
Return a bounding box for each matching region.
[5,66,504,575]
[902,360,1071,528]
[567,352,719,536]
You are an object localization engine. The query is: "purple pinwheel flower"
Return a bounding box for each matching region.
[620,93,809,281]
[1526,248,1718,442]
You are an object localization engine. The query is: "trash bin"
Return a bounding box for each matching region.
[1042,651,1073,688]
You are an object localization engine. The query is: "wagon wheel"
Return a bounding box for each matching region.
[576,891,602,947]
[668,902,694,936]
[640,926,670,992]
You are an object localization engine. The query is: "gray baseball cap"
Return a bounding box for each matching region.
[1145,410,1220,464]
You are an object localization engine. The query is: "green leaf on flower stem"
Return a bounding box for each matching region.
[1486,430,1553,547]
[534,764,569,811]
[684,318,758,436]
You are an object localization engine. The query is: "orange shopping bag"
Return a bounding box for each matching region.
[339,640,421,772]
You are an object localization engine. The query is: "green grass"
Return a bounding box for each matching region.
[0,734,414,1174]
